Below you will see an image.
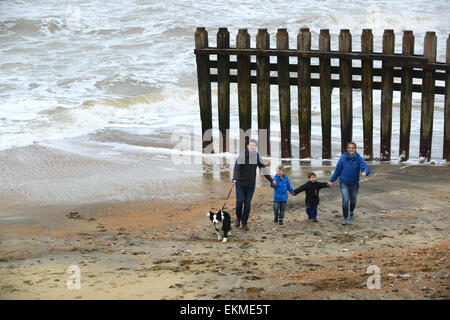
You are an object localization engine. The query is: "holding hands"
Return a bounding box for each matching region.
[234,179,277,186]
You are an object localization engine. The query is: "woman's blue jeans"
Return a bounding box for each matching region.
[339,182,359,219]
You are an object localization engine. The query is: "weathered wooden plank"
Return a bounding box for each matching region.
[319,29,332,159]
[277,28,292,158]
[380,29,395,161]
[209,74,446,95]
[256,29,271,156]
[444,34,450,161]
[339,29,352,153]
[361,29,373,160]
[209,60,448,81]
[217,27,230,153]
[419,32,437,161]
[195,27,213,152]
[195,48,431,65]
[297,28,311,159]
[236,29,251,151]
[399,31,414,162]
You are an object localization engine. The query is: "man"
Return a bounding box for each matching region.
[329,141,370,225]
[232,139,276,231]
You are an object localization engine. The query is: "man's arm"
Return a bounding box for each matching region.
[232,157,241,182]
[286,177,295,193]
[270,175,277,188]
[257,153,274,183]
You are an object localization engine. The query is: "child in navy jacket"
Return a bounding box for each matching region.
[270,165,295,225]
[293,172,331,222]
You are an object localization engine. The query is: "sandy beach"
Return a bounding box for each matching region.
[1,155,448,299]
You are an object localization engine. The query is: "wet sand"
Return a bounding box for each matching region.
[0,156,449,300]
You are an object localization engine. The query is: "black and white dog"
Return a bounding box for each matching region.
[206,210,232,243]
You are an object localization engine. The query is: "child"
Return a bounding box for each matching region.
[270,165,295,225]
[293,172,331,222]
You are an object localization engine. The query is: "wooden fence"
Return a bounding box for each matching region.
[194,27,450,161]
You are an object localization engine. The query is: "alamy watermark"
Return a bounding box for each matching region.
[66,265,81,290]
[366,265,381,289]
[170,128,275,166]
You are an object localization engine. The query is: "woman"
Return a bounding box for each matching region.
[329,142,370,225]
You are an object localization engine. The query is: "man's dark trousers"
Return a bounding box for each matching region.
[235,183,255,225]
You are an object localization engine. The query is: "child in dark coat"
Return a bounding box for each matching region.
[293,172,331,222]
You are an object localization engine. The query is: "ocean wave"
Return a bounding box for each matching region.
[0,87,200,151]
[0,16,72,36]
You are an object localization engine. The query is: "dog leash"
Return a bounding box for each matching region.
[221,184,234,211]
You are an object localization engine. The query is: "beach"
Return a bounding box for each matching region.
[1,158,448,300]
[1,0,449,301]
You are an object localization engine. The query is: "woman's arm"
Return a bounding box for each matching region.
[330,156,344,182]
[359,155,370,176]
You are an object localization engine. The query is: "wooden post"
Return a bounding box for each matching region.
[339,29,352,154]
[277,28,292,158]
[380,29,395,161]
[361,29,373,160]
[444,34,450,161]
[419,31,437,161]
[195,27,213,152]
[236,29,251,152]
[319,29,332,159]
[217,27,230,153]
[298,28,311,159]
[256,29,271,156]
[399,31,414,162]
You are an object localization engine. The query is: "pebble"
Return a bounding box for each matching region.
[392,288,399,293]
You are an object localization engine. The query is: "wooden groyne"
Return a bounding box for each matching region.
[195,28,450,161]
